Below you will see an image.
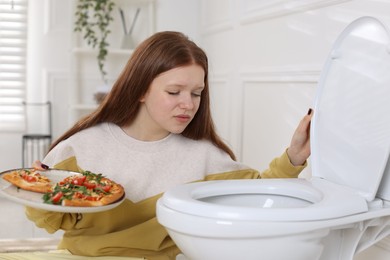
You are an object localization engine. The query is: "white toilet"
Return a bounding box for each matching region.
[156,16,390,260]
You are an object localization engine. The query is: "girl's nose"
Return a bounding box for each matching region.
[179,94,194,110]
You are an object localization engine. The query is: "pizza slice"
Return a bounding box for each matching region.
[2,168,53,193]
[42,170,125,207]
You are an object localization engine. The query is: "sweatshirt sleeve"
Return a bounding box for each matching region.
[25,142,82,234]
[25,207,79,234]
[260,149,306,179]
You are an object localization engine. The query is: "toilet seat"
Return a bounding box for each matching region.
[159,178,368,222]
[310,16,390,201]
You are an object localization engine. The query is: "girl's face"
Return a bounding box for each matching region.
[138,64,205,140]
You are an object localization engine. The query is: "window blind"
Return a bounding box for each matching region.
[0,0,28,132]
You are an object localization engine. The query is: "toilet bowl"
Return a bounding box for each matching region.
[156,16,390,260]
[157,179,390,260]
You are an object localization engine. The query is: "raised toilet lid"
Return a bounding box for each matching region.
[311,16,390,201]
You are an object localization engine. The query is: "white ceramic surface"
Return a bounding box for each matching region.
[159,178,367,222]
[311,16,390,201]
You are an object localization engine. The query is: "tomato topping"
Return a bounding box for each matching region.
[98,184,111,192]
[71,176,86,185]
[51,192,63,203]
[83,181,96,189]
[23,174,37,182]
[73,192,84,199]
[85,195,99,201]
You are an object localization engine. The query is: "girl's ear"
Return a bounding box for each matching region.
[140,88,150,102]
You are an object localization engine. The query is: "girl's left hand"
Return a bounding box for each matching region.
[287,109,313,166]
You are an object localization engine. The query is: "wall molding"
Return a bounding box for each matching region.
[211,67,322,84]
[43,0,70,35]
[42,69,68,102]
[240,0,352,25]
[237,68,319,161]
[200,0,353,35]
[240,67,321,83]
[208,68,320,160]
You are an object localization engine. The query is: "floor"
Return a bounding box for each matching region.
[0,238,60,253]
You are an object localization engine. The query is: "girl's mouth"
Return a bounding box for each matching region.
[175,114,191,123]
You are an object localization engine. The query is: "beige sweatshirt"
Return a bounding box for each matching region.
[25,122,305,260]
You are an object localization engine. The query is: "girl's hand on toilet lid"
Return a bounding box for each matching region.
[287,108,313,166]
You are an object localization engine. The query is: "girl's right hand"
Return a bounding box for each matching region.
[32,160,49,170]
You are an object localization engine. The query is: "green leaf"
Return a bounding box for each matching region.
[74,0,115,82]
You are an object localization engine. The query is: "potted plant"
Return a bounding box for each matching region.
[74,0,115,84]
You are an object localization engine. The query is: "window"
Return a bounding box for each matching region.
[0,0,28,131]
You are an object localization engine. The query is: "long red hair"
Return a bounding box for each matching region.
[50,31,236,160]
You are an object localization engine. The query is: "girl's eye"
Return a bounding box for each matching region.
[192,92,202,97]
[167,91,179,95]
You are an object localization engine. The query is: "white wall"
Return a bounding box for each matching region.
[199,0,390,258]
[155,0,199,41]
